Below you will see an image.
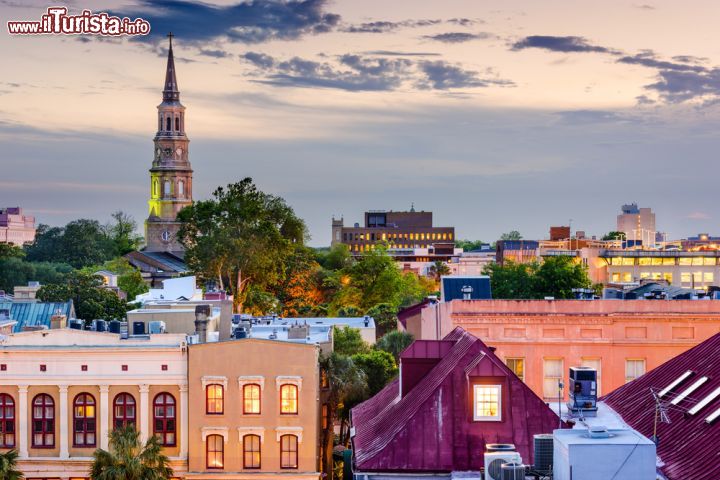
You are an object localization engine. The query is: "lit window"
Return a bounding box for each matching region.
[73,393,96,447]
[543,359,564,399]
[473,385,501,421]
[664,272,673,283]
[153,393,176,446]
[322,404,329,429]
[622,257,635,266]
[639,272,650,279]
[705,272,714,283]
[243,434,261,469]
[280,384,298,414]
[625,359,645,383]
[32,394,54,448]
[0,394,15,448]
[611,273,620,282]
[206,385,224,415]
[681,272,692,285]
[662,257,675,266]
[505,358,524,382]
[692,257,704,266]
[113,393,136,429]
[243,384,261,414]
[703,257,716,266]
[651,257,663,266]
[638,257,651,266]
[622,273,632,283]
[280,434,298,469]
[679,258,692,266]
[206,434,224,469]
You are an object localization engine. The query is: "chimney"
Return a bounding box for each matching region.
[219,299,232,341]
[194,304,211,344]
[50,313,67,330]
[288,322,310,340]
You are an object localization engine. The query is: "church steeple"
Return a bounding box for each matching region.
[163,32,180,102]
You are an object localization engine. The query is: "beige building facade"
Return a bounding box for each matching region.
[187,339,321,480]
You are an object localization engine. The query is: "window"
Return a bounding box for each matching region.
[243,434,261,469]
[163,180,171,196]
[625,359,646,383]
[280,434,298,469]
[113,393,136,429]
[175,117,180,131]
[704,272,714,284]
[206,385,224,415]
[280,384,298,414]
[166,117,171,131]
[0,394,15,447]
[543,359,564,399]
[177,180,184,196]
[73,393,96,447]
[243,384,261,414]
[473,385,501,421]
[505,358,525,382]
[322,404,329,429]
[153,393,176,446]
[32,394,54,448]
[153,179,158,197]
[206,434,224,469]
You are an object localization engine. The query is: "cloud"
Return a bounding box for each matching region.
[363,50,441,57]
[417,61,514,90]
[343,19,441,33]
[243,53,513,91]
[618,52,706,73]
[672,55,708,65]
[198,48,233,59]
[511,35,617,54]
[687,212,711,220]
[554,110,628,124]
[644,68,720,103]
[634,4,656,9]
[422,32,491,43]
[109,0,340,44]
[447,18,483,26]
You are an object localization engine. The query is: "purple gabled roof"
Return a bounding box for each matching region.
[603,332,720,480]
[351,327,561,472]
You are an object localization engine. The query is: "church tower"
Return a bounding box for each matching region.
[145,33,193,252]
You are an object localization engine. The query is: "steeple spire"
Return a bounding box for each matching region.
[163,32,179,102]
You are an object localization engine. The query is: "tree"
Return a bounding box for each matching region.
[602,231,625,241]
[352,350,398,396]
[106,211,143,255]
[365,303,397,338]
[483,261,536,299]
[375,330,414,361]
[455,239,486,252]
[83,258,149,302]
[177,178,306,313]
[0,257,71,295]
[90,425,173,480]
[271,245,324,317]
[500,230,523,241]
[317,243,352,271]
[37,271,129,321]
[427,260,451,282]
[484,257,592,299]
[26,220,116,268]
[333,326,369,356]
[0,243,25,259]
[0,449,23,480]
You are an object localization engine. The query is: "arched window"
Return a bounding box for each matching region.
[280,434,298,469]
[166,116,171,131]
[280,384,298,414]
[0,394,15,448]
[175,117,180,131]
[243,384,261,414]
[163,180,171,196]
[153,179,159,197]
[206,385,223,415]
[177,180,184,196]
[73,393,96,447]
[206,434,224,469]
[243,434,261,469]
[113,393,136,429]
[153,393,176,446]
[158,117,162,131]
[32,394,54,448]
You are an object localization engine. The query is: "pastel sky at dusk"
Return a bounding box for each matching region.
[2,0,720,246]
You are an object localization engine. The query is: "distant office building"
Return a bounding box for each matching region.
[495,239,539,265]
[331,207,454,255]
[0,207,35,245]
[616,203,656,245]
[682,232,720,250]
[602,250,720,289]
[549,225,571,241]
[448,249,495,276]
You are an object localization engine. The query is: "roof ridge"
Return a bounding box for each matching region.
[354,331,477,464]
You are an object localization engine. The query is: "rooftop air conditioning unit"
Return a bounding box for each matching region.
[484,451,522,480]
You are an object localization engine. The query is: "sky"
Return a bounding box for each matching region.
[2,0,720,246]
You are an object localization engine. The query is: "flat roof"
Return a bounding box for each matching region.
[249,325,331,344]
[267,316,375,329]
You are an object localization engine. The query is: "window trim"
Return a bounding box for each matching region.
[243,383,262,415]
[153,392,177,447]
[31,393,55,448]
[205,384,224,415]
[73,392,97,447]
[0,393,15,448]
[113,393,136,430]
[206,434,224,470]
[243,434,262,469]
[279,434,299,469]
[472,384,502,422]
[505,357,525,382]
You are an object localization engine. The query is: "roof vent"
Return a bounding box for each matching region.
[587,425,610,439]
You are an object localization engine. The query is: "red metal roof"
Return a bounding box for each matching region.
[603,332,720,480]
[351,327,561,472]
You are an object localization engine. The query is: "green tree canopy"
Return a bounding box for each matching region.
[351,350,398,396]
[375,330,414,361]
[500,230,523,241]
[106,211,143,255]
[0,449,23,480]
[602,231,626,241]
[365,303,397,338]
[333,326,370,356]
[37,271,129,321]
[90,425,173,480]
[82,258,149,302]
[484,256,592,299]
[177,178,307,313]
[428,260,451,282]
[0,257,71,295]
[26,220,116,268]
[455,239,486,252]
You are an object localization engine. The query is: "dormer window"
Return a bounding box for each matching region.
[473,384,501,421]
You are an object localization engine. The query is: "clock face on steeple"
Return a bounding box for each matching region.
[161,230,171,243]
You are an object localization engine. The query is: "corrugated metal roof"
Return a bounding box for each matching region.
[602,332,720,480]
[0,301,74,332]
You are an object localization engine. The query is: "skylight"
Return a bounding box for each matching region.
[688,386,720,415]
[705,405,720,424]
[658,370,693,398]
[670,377,708,405]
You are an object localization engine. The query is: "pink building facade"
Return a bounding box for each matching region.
[0,207,35,245]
